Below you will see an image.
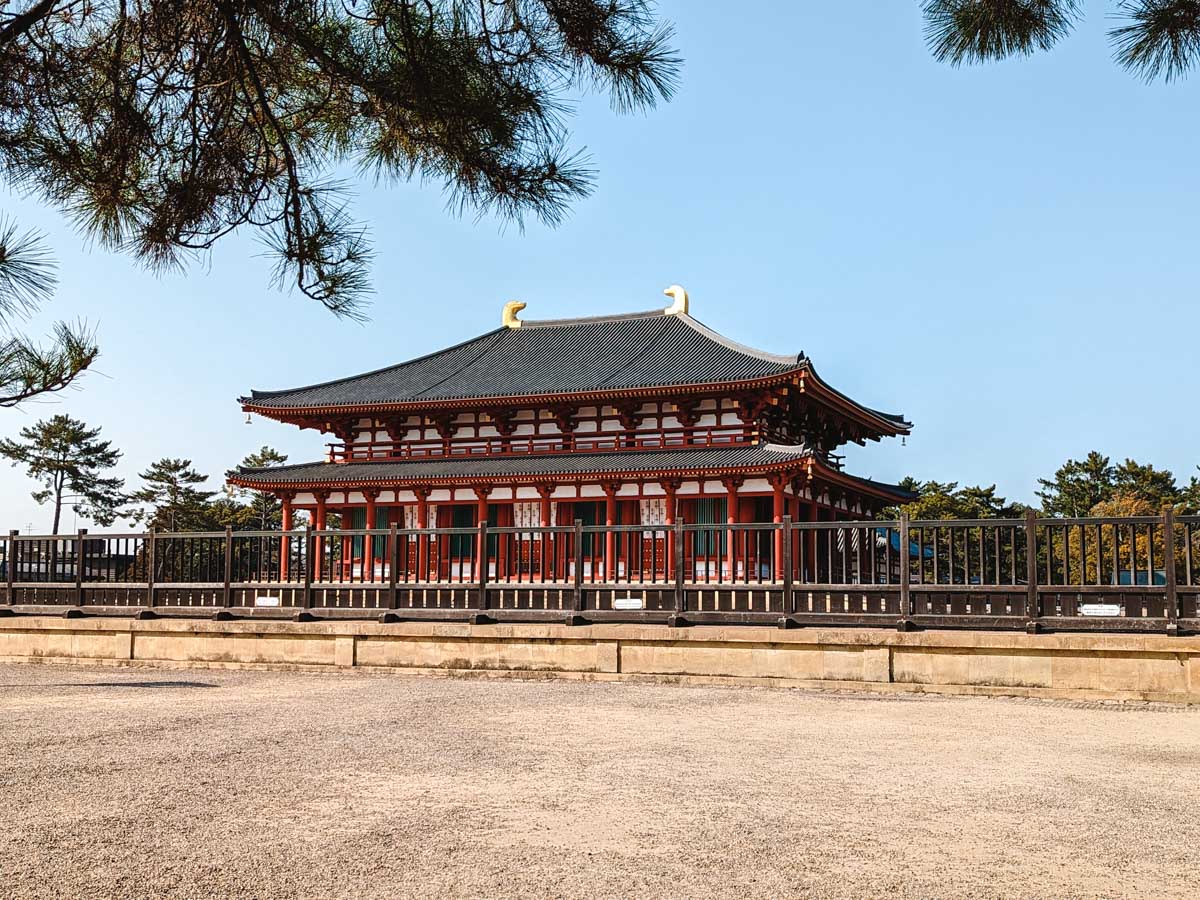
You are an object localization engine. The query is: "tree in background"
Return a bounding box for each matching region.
[922,1,1200,81]
[0,1,679,317]
[1037,452,1187,515]
[1112,458,1179,510]
[888,477,1028,520]
[1036,452,1117,517]
[223,446,289,530]
[128,459,216,531]
[0,414,126,532]
[0,218,97,407]
[1179,467,1200,514]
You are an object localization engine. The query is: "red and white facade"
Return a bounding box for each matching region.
[229,290,912,581]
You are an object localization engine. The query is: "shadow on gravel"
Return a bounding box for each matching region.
[46,681,219,689]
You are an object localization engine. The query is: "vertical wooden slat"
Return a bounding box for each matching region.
[673,518,686,616]
[1145,523,1153,590]
[1113,523,1121,586]
[1024,511,1038,628]
[222,526,233,608]
[781,517,793,616]
[1186,522,1194,587]
[388,522,399,609]
[74,529,87,606]
[1164,507,1179,631]
[145,530,156,611]
[899,513,911,627]
[6,529,16,602]
[302,526,313,609]
[572,519,584,614]
[796,523,806,586]
[932,527,939,585]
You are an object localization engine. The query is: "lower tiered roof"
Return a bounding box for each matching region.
[229,444,913,503]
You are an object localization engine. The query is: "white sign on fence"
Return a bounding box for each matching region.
[1079,603,1121,617]
[612,595,644,611]
[254,595,282,608]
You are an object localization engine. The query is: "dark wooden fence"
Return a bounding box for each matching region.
[2,512,1197,634]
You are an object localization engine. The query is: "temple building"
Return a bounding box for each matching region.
[228,287,912,579]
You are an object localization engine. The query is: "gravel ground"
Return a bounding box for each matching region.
[1,664,1198,899]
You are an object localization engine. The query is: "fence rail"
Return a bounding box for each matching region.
[1,512,1197,633]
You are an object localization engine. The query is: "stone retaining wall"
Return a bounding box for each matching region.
[2,616,1198,702]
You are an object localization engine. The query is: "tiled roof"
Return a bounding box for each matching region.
[243,311,807,410]
[232,444,813,485]
[229,444,915,501]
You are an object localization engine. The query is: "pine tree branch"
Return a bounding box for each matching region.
[0,321,98,407]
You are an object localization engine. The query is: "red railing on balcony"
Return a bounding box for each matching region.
[325,424,758,462]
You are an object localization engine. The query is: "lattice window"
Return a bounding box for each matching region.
[640,498,667,536]
[402,504,435,532]
[513,501,553,529]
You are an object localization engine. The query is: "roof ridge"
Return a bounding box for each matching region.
[519,308,665,328]
[675,313,805,367]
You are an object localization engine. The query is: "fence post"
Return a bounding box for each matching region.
[5,529,15,607]
[74,528,87,608]
[474,521,489,623]
[669,518,686,626]
[1164,506,1179,636]
[222,526,233,609]
[898,513,912,631]
[570,519,584,619]
[1024,510,1039,633]
[779,516,795,627]
[388,522,399,611]
[301,526,313,610]
[143,529,156,617]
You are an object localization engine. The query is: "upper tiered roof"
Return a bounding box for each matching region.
[241,299,909,436]
[245,310,804,408]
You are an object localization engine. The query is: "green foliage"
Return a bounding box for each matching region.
[924,0,1081,66]
[891,478,1028,520]
[922,1,1200,81]
[0,217,97,407]
[224,446,289,530]
[1036,451,1116,517]
[1178,468,1200,514]
[0,414,126,532]
[0,1,679,315]
[128,458,217,532]
[1037,452,1186,515]
[1112,458,1179,509]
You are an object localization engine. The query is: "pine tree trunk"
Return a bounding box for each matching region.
[50,489,62,582]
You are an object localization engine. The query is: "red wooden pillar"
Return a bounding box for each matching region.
[313,490,328,578]
[364,489,378,582]
[414,487,430,580]
[662,478,679,582]
[771,476,786,581]
[723,477,743,580]
[602,482,619,582]
[473,486,491,580]
[279,493,294,582]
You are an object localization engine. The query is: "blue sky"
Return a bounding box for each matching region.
[2,2,1198,531]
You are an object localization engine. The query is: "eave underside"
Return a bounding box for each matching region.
[244,371,911,448]
[229,446,913,506]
